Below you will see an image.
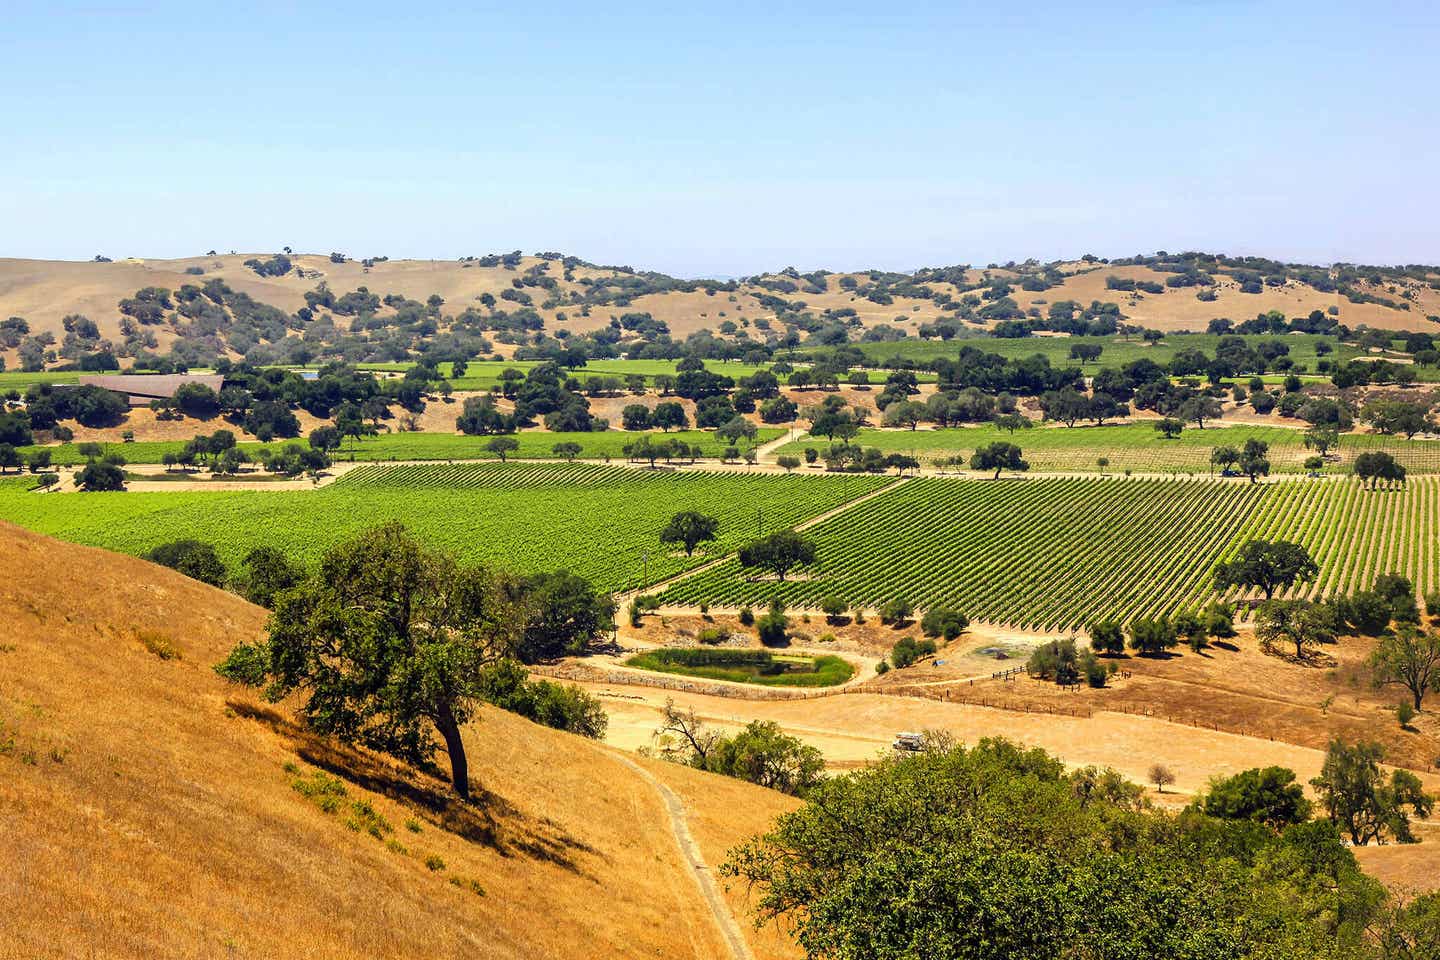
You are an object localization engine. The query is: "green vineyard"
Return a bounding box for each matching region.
[660,475,1440,630]
[0,465,887,593]
[777,424,1440,476]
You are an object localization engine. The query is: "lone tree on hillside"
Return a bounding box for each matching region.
[970,442,1028,479]
[1148,763,1176,794]
[738,530,817,581]
[1214,539,1318,600]
[1369,625,1440,711]
[1181,395,1223,429]
[216,523,522,801]
[1311,739,1433,845]
[660,511,720,557]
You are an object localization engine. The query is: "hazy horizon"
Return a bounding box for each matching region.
[4,0,1437,275]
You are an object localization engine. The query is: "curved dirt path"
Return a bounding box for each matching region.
[609,752,755,960]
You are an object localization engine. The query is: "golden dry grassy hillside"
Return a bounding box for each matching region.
[3,251,1436,370]
[0,523,798,960]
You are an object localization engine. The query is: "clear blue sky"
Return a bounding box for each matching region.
[2,1,1436,276]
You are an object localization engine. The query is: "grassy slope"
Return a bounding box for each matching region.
[0,522,797,960]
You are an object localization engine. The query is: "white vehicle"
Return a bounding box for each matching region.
[892,731,925,752]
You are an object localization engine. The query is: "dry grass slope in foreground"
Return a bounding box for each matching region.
[0,522,797,960]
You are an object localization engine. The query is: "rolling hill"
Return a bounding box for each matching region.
[0,522,798,960]
[2,251,1437,372]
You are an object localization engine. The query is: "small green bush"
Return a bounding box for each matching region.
[738,606,755,626]
[425,854,446,872]
[1398,701,1417,727]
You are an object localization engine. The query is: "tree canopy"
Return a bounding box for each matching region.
[723,737,1392,959]
[659,511,720,557]
[1214,540,1318,600]
[217,524,524,800]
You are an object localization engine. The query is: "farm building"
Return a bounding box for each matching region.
[77,374,225,407]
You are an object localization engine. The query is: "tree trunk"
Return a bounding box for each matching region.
[434,704,470,801]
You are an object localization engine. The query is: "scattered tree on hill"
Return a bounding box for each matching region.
[308,425,341,454]
[882,400,926,430]
[1214,539,1318,599]
[1255,599,1337,659]
[890,635,937,669]
[652,401,688,432]
[1369,625,1440,711]
[1127,617,1177,656]
[456,396,516,436]
[1311,739,1433,845]
[993,412,1032,435]
[1363,400,1435,439]
[146,539,227,587]
[513,570,615,663]
[1148,763,1176,794]
[776,454,801,472]
[1028,638,1079,683]
[738,530,816,581]
[659,511,719,557]
[216,524,524,801]
[1181,395,1222,429]
[970,442,1028,479]
[1197,766,1312,829]
[1089,619,1125,655]
[920,606,969,641]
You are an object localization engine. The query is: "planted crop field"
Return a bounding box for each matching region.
[850,333,1368,373]
[1209,476,1440,605]
[22,427,783,467]
[779,424,1440,476]
[0,464,885,592]
[661,475,1440,630]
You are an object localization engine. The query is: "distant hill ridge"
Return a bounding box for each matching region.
[1,250,1436,373]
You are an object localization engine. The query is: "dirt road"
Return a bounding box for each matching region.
[609,752,755,960]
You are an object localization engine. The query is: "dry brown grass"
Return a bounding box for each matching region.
[0,523,796,960]
[4,253,1436,372]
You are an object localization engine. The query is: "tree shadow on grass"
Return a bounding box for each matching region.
[227,697,599,874]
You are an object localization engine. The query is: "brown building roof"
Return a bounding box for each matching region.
[78,374,226,406]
